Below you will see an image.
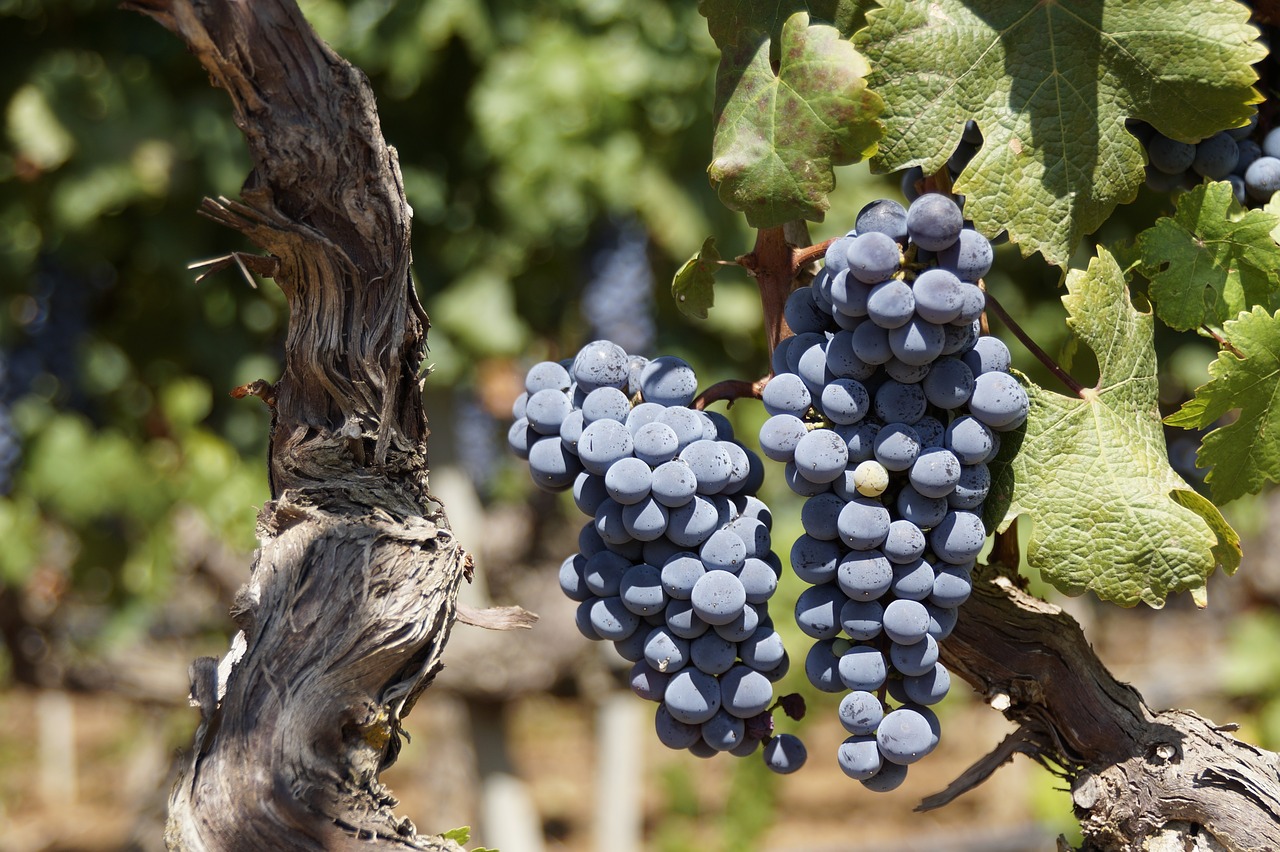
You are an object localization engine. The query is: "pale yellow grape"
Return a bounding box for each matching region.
[854,460,889,497]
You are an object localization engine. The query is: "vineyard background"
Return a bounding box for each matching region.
[2,1,1280,850]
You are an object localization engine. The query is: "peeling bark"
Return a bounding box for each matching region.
[936,571,1280,852]
[121,1,474,847]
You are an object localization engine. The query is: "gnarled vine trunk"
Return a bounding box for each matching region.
[123,1,470,848]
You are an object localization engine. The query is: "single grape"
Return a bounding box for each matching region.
[572,340,630,391]
[578,419,634,475]
[762,733,808,775]
[874,380,927,424]
[851,319,893,365]
[837,550,893,601]
[839,598,883,641]
[969,371,1029,430]
[630,660,670,702]
[800,492,845,541]
[909,447,962,499]
[632,421,680,467]
[622,497,669,541]
[882,598,931,645]
[830,271,871,319]
[700,528,747,572]
[640,355,699,407]
[690,570,747,626]
[528,436,581,490]
[702,709,746,752]
[793,428,850,484]
[873,422,922,471]
[883,357,931,385]
[945,416,995,464]
[838,645,887,692]
[921,357,975,410]
[784,286,831,335]
[931,564,973,608]
[930,510,987,564]
[762,372,813,417]
[1192,132,1240,180]
[1245,156,1280,201]
[963,335,1012,375]
[820,378,871,425]
[680,440,734,494]
[882,519,927,564]
[847,231,903,284]
[896,484,949,529]
[664,667,722,724]
[655,704,703,750]
[861,760,909,792]
[855,198,909,241]
[740,625,787,671]
[937,229,993,281]
[582,386,632,425]
[903,662,952,705]
[720,664,774,717]
[526,388,573,434]
[804,639,845,692]
[876,706,938,765]
[604,456,653,504]
[1148,133,1196,174]
[838,691,885,737]
[866,279,915,329]
[887,318,946,366]
[573,471,609,515]
[838,735,883,780]
[666,495,721,548]
[651,459,698,508]
[738,557,779,604]
[661,553,705,600]
[906,193,964,251]
[590,596,640,641]
[690,632,738,676]
[838,497,891,551]
[890,633,940,677]
[911,268,965,324]
[795,582,845,640]
[949,463,991,509]
[620,562,667,616]
[890,557,937,602]
[791,535,843,584]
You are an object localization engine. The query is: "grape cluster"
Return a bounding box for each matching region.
[760,193,1027,791]
[1131,116,1267,202]
[508,342,804,771]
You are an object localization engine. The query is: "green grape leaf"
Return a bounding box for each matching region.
[671,236,721,319]
[1166,306,1280,504]
[1129,182,1280,331]
[858,0,1263,266]
[998,247,1240,607]
[709,12,882,228]
[441,827,471,844]
[699,0,865,47]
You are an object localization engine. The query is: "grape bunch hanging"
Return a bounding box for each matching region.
[505,191,1029,789]
[508,344,807,772]
[760,192,1026,790]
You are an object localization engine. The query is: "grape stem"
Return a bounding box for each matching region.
[692,376,769,410]
[738,224,822,356]
[1201,324,1245,359]
[983,291,1088,399]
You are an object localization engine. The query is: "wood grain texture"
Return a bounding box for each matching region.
[121,1,468,848]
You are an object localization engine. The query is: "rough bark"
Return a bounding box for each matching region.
[121,1,473,848]
[931,569,1280,852]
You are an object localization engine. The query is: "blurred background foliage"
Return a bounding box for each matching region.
[2,0,1280,850]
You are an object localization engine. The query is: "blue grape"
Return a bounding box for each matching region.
[572,339,630,391]
[725,516,769,558]
[955,282,986,323]
[931,565,973,608]
[526,388,573,434]
[785,332,825,375]
[937,229,993,281]
[909,447,962,499]
[873,422,921,471]
[838,497,891,551]
[794,582,845,640]
[740,625,786,671]
[801,492,845,541]
[804,639,845,692]
[847,231,903,284]
[876,707,938,765]
[855,198,908,242]
[912,268,964,323]
[640,355,699,407]
[620,562,667,616]
[797,340,835,396]
[882,598,931,645]
[573,471,608,515]
[584,549,630,597]
[838,645,887,692]
[882,519,926,564]
[664,668,722,724]
[559,554,591,602]
[645,626,692,673]
[793,428,849,484]
[574,601,601,640]
[949,463,990,509]
[759,414,807,463]
[700,528,747,572]
[762,733,808,774]
[791,534,843,584]
[702,709,746,751]
[890,633,940,677]
[941,319,979,355]
[661,552,705,599]
[838,420,882,465]
[590,596,640,640]
[914,416,946,449]
[690,570,747,625]
[830,270,871,318]
[839,691,884,737]
[690,632,738,676]
[874,380,927,424]
[1245,156,1280,201]
[631,421,680,466]
[1148,133,1196,174]
[679,439,734,494]
[507,418,533,460]
[861,760,909,792]
[890,557,936,602]
[837,550,893,601]
[906,193,964,251]
[651,459,698,508]
[851,319,893,365]
[783,461,831,497]
[582,386,632,424]
[840,598,883,640]
[655,705,703,749]
[525,360,572,393]
[660,406,707,450]
[883,357,931,385]
[1192,132,1240,180]
[921,357,974,410]
[578,418,634,475]
[784,286,831,335]
[738,557,779,604]
[945,415,995,464]
[896,484,948,529]
[969,371,1029,430]
[926,602,959,641]
[824,236,854,273]
[763,372,813,419]
[528,436,581,490]
[903,663,951,705]
[622,497,668,541]
[666,495,721,547]
[866,279,915,329]
[630,661,669,702]
[887,318,945,366]
[604,455,653,504]
[720,664,774,717]
[838,735,882,780]
[930,510,987,564]
[826,330,876,380]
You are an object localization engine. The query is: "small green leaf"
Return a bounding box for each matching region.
[442,827,471,844]
[1166,306,1280,504]
[709,11,882,228]
[859,0,1263,266]
[996,247,1240,607]
[671,236,721,319]
[1129,181,1280,331]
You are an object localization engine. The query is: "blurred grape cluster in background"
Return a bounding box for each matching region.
[2,1,1280,850]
